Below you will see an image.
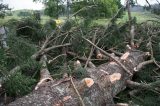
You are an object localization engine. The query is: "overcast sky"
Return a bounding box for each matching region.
[2,0,44,10]
[2,0,160,10]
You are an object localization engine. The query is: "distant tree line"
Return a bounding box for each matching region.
[17,10,41,20]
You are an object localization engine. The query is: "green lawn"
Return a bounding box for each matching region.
[0,12,159,26]
[0,15,51,25]
[92,12,159,26]
[119,12,159,23]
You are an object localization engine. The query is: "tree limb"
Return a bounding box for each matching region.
[82,37,132,75]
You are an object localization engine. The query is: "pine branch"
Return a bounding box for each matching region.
[82,37,132,75]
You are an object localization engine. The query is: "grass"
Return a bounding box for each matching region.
[92,12,159,26]
[119,12,159,23]
[0,11,159,27]
[0,15,51,25]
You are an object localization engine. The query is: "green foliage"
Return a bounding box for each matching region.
[131,90,160,106]
[0,18,41,98]
[98,23,126,52]
[33,10,41,21]
[16,18,45,42]
[72,67,88,79]
[7,36,37,66]
[43,19,56,32]
[71,31,89,55]
[81,18,92,28]
[133,64,156,83]
[61,19,75,32]
[20,59,41,77]
[4,72,36,97]
[5,19,19,28]
[0,3,11,18]
[44,0,64,18]
[71,0,122,18]
[0,49,8,74]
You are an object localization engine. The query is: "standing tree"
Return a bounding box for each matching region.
[34,0,65,19]
[0,2,10,18]
[34,0,123,19]
[71,0,122,18]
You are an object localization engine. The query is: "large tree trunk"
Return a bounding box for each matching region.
[8,50,147,106]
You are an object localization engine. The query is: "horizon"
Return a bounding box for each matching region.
[2,0,160,10]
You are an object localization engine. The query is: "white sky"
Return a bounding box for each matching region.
[2,0,44,10]
[1,0,160,10]
[121,0,159,6]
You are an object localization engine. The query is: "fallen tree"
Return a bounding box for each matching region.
[1,1,159,105]
[8,45,150,106]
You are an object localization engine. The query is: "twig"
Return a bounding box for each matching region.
[44,43,71,53]
[16,26,35,30]
[111,6,124,22]
[145,0,151,8]
[67,51,107,62]
[62,47,68,78]
[48,54,66,64]
[88,61,96,68]
[32,43,71,59]
[82,37,132,75]
[148,36,160,69]
[127,80,160,94]
[130,25,135,48]
[156,0,160,5]
[134,60,154,72]
[153,59,160,69]
[70,5,97,18]
[84,29,98,68]
[51,78,70,87]
[47,31,69,46]
[126,0,132,27]
[67,51,87,61]
[109,49,123,56]
[70,76,85,106]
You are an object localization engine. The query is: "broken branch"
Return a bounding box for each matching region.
[35,55,53,90]
[134,60,154,72]
[82,37,132,75]
[70,76,85,106]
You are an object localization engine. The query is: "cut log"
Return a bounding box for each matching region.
[8,50,147,106]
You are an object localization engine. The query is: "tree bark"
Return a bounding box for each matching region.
[8,50,147,106]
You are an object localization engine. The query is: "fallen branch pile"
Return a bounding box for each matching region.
[1,5,160,105]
